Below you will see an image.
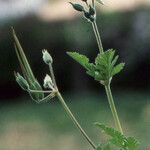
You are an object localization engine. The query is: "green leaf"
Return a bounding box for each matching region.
[95,49,125,81]
[96,145,102,150]
[67,49,125,84]
[126,137,139,150]
[67,52,97,79]
[103,144,111,150]
[95,49,116,80]
[95,123,126,149]
[111,63,125,76]
[67,52,91,69]
[96,144,110,150]
[95,123,139,150]
[95,123,125,141]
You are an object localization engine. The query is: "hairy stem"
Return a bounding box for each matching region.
[105,85,123,134]
[49,64,96,149]
[92,21,103,53]
[56,92,96,149]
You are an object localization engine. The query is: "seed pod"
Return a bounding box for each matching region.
[29,80,44,102]
[42,49,53,65]
[34,80,44,100]
[15,72,29,91]
[69,2,84,12]
[29,82,39,101]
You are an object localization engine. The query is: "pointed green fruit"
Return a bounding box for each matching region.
[15,72,29,91]
[12,27,35,82]
[12,28,44,102]
[29,80,44,102]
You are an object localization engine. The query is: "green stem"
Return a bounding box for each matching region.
[56,92,96,149]
[49,64,96,149]
[92,21,103,53]
[90,4,123,133]
[49,64,57,89]
[104,84,123,134]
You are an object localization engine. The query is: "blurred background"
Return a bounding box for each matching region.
[0,0,150,149]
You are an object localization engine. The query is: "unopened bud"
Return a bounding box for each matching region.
[84,11,91,20]
[42,49,53,65]
[43,74,54,89]
[69,2,84,12]
[15,72,29,91]
[84,11,95,22]
[89,5,95,16]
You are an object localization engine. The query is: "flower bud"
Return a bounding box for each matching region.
[42,49,53,65]
[84,11,91,20]
[69,2,84,12]
[43,74,54,89]
[84,11,95,22]
[89,5,95,16]
[15,72,29,91]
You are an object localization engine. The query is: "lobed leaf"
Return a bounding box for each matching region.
[126,137,139,150]
[111,63,125,76]
[95,123,139,150]
[67,49,125,84]
[67,52,91,69]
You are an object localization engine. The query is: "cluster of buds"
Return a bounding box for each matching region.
[70,0,104,23]
[70,2,95,22]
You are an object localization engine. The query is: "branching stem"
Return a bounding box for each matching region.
[56,92,96,149]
